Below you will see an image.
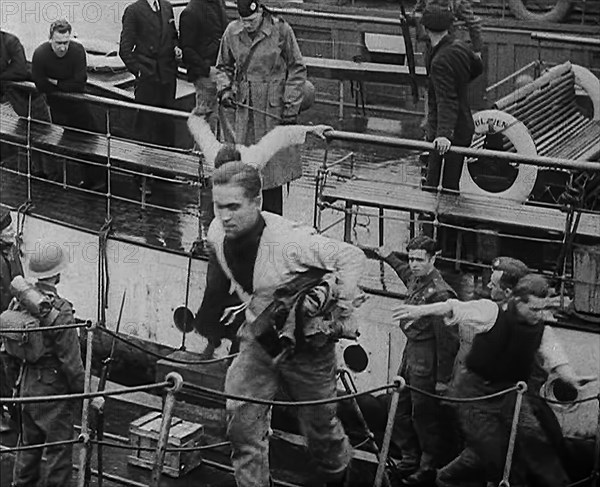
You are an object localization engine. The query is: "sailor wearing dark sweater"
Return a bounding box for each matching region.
[32,19,97,186]
[394,274,597,487]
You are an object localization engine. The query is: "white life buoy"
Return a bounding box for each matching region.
[571,64,600,121]
[508,0,572,23]
[460,110,538,203]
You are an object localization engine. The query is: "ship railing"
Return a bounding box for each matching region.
[314,130,600,302]
[2,82,599,298]
[0,81,205,218]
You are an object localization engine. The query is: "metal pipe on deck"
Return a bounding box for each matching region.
[324,130,600,172]
[531,32,600,47]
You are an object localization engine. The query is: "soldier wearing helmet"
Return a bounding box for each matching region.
[0,244,84,487]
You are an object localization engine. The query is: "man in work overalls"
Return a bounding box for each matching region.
[194,161,366,486]
[0,246,85,487]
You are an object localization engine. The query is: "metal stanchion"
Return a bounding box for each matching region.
[374,376,405,487]
[591,394,600,486]
[77,321,96,487]
[499,381,528,487]
[150,372,184,487]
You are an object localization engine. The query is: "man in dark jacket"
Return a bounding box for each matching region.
[119,0,181,148]
[376,235,459,486]
[180,0,229,132]
[0,209,23,432]
[2,245,85,486]
[0,30,29,87]
[422,6,483,192]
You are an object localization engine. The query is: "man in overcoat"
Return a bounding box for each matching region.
[216,0,307,214]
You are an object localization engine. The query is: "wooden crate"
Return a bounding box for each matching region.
[128,411,204,478]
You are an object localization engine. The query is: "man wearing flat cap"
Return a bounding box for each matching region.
[412,0,482,58]
[421,5,483,193]
[215,0,307,215]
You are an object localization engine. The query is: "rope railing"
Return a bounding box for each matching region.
[90,439,230,453]
[96,326,238,365]
[0,438,81,453]
[0,380,171,405]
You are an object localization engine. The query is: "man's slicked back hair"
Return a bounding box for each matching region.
[50,19,72,37]
[512,274,549,302]
[213,161,262,199]
[406,234,437,256]
[492,257,529,291]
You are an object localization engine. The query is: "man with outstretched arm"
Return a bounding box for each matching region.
[374,235,459,486]
[394,274,596,487]
[187,105,331,173]
[192,161,366,486]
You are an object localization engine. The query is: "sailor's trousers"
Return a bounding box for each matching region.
[12,364,75,487]
[225,339,351,486]
[454,367,570,487]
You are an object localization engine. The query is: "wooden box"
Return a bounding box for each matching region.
[128,411,204,477]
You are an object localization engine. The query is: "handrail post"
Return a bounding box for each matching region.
[374,376,405,487]
[150,372,184,487]
[499,381,528,487]
[25,92,32,200]
[105,108,112,220]
[77,321,96,487]
[591,394,600,485]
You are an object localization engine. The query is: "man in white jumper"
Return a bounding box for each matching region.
[193,161,366,486]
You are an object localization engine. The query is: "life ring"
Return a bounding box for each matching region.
[460,110,538,202]
[508,0,572,23]
[571,64,600,121]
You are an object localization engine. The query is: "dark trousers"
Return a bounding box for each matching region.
[454,368,570,487]
[134,76,176,147]
[47,96,100,186]
[392,339,454,468]
[13,365,76,487]
[262,186,283,215]
[425,151,466,192]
